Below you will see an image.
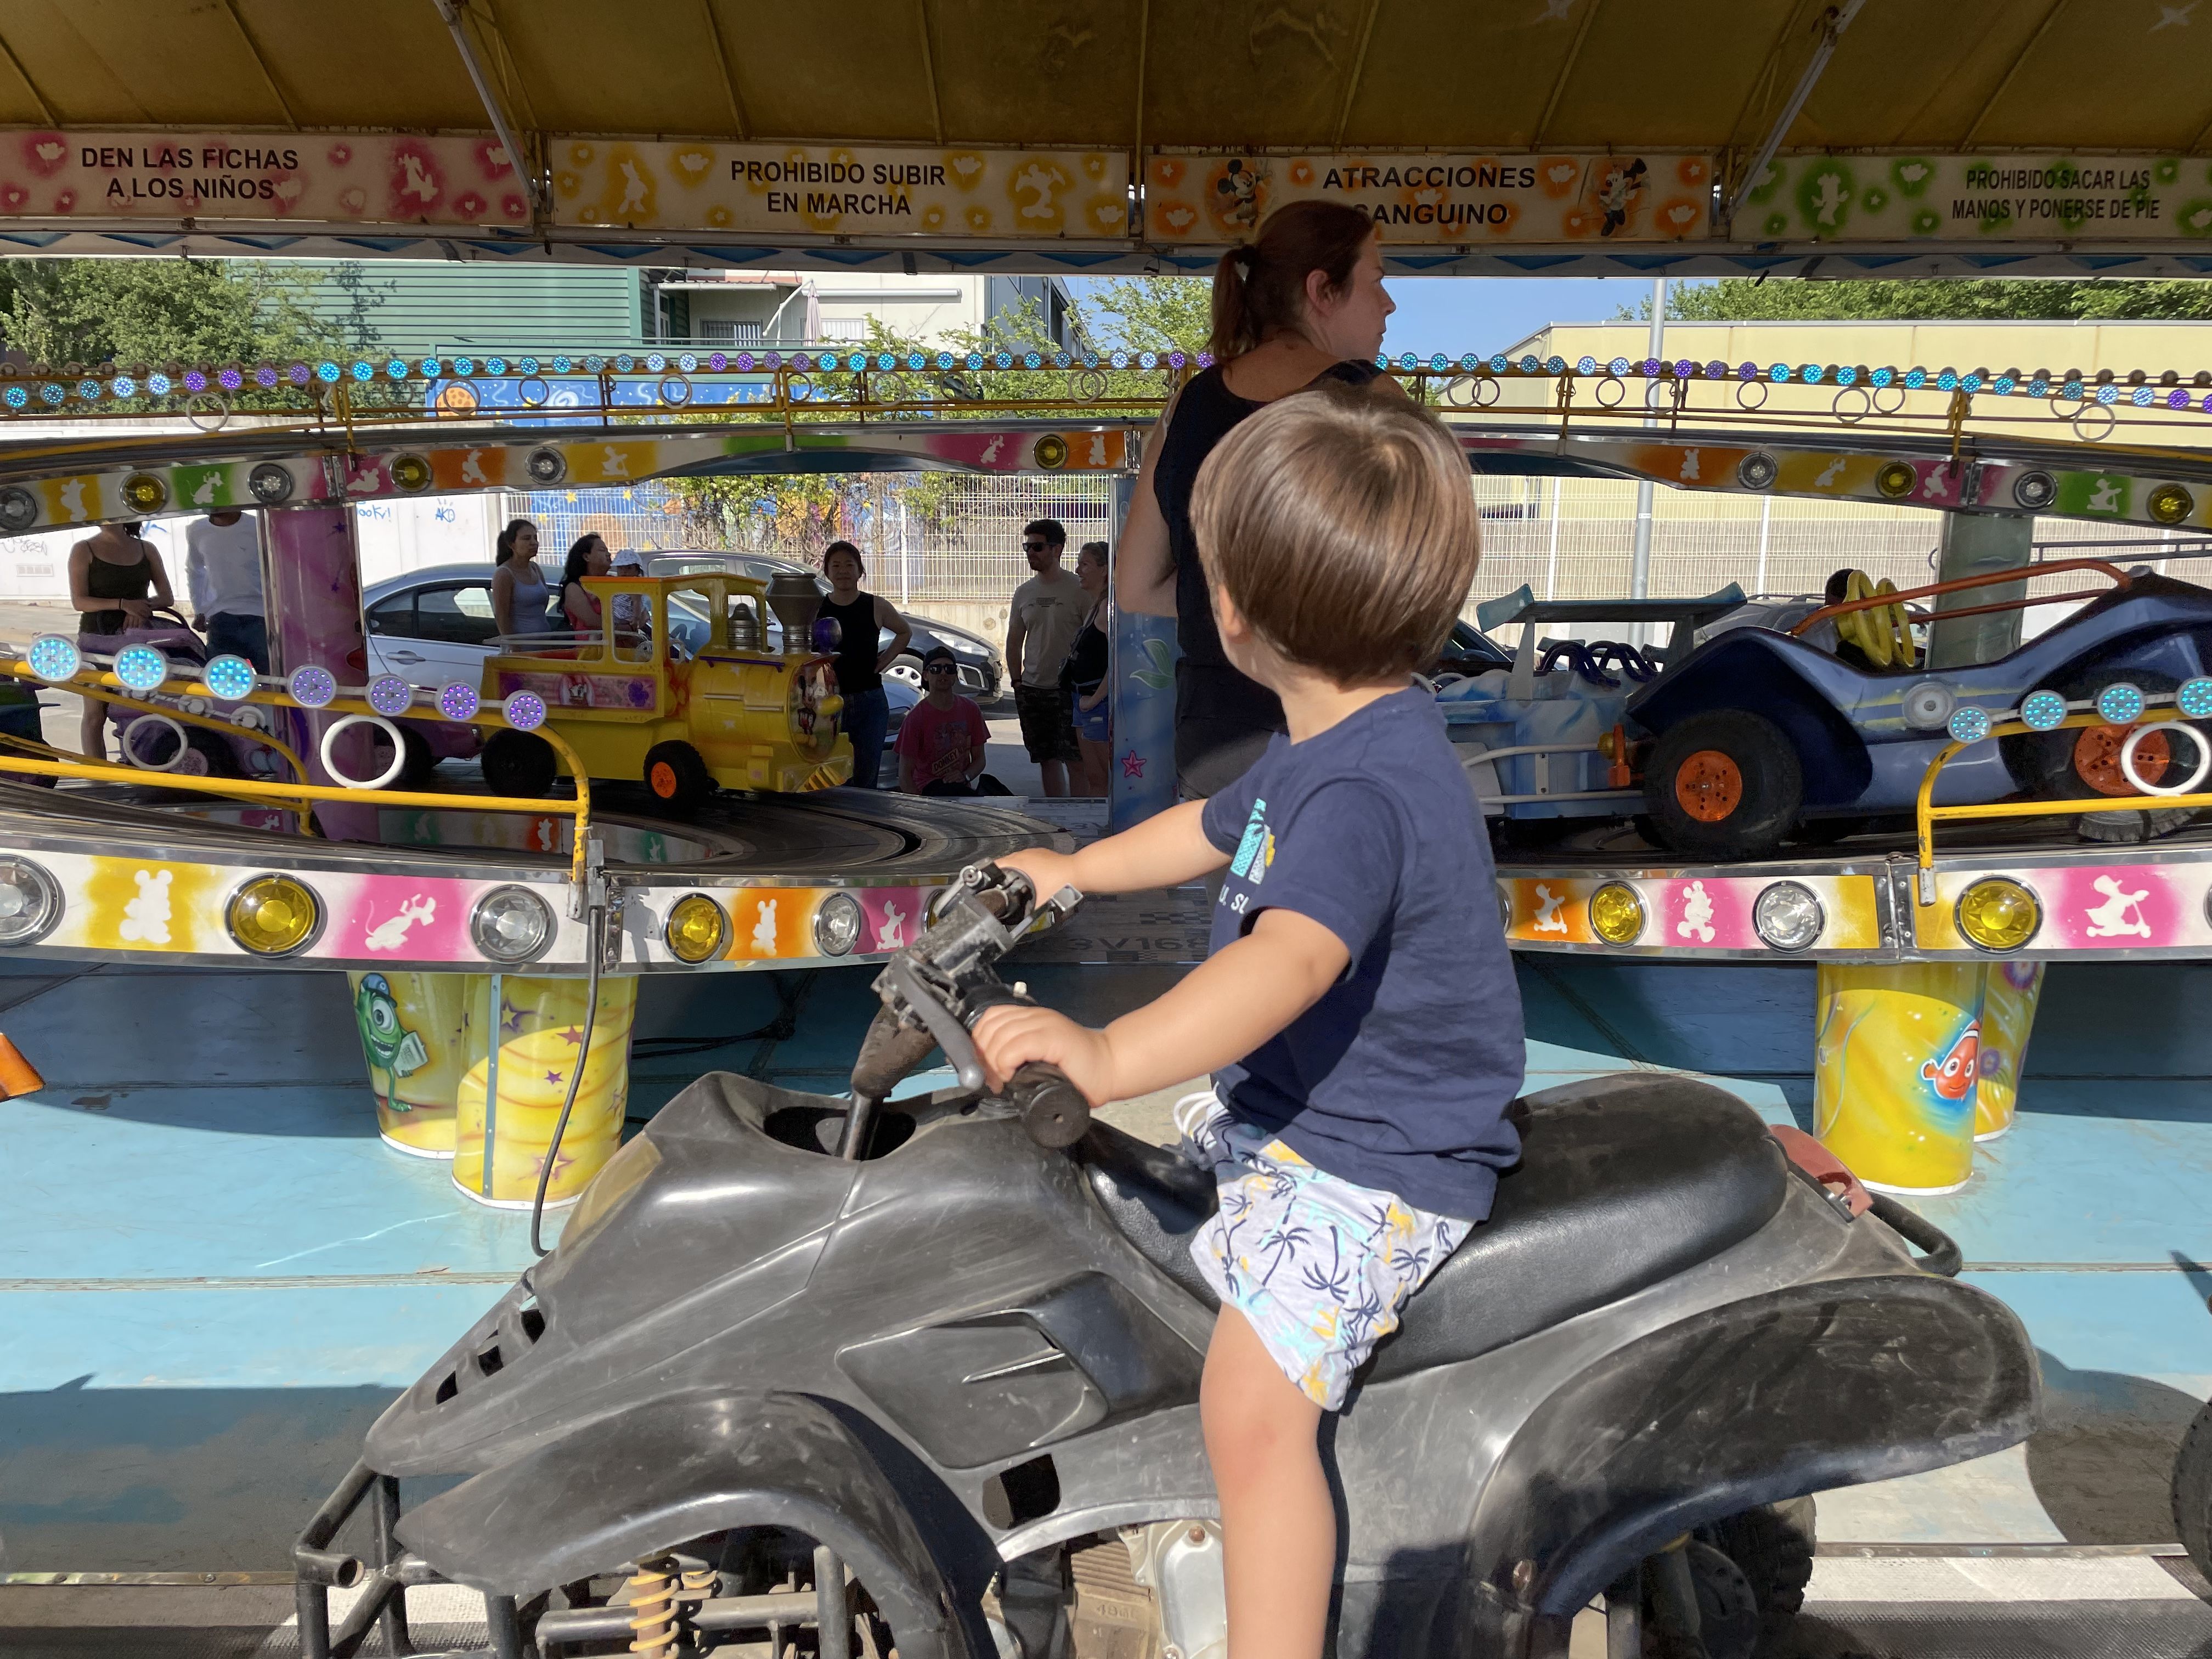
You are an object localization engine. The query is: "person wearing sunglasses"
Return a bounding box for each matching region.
[894,645,1007,797]
[1005,516,1085,797]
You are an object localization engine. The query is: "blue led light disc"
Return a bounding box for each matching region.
[114,644,171,692]
[2177,676,2212,719]
[290,664,338,709]
[26,634,80,683]
[203,653,257,702]
[503,689,547,731]
[1946,706,1992,745]
[2019,689,2068,731]
[2095,682,2145,725]
[366,675,414,716]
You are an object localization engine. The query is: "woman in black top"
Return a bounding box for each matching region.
[69,521,173,758]
[814,540,910,790]
[1118,200,1404,795]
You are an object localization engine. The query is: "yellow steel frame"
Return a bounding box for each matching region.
[1913,709,2212,889]
[0,661,597,891]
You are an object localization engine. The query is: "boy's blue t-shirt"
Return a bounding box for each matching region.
[1199,686,1524,1220]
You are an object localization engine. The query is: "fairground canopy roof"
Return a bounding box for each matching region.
[8,0,2212,277]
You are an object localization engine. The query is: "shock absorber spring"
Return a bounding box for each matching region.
[627,1557,680,1657]
[678,1564,718,1606]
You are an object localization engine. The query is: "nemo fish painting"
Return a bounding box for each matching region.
[1920,1021,1980,1101]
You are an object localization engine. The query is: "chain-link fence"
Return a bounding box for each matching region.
[505,476,2208,617]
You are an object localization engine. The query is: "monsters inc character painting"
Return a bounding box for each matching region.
[356,972,430,1104]
[347,968,470,1158]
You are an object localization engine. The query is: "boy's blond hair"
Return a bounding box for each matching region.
[1191,383,1481,684]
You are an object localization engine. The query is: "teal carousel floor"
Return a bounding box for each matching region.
[2,942,2209,1572]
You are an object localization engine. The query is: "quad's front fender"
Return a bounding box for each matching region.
[396,1389,975,1659]
[1476,1273,2038,1618]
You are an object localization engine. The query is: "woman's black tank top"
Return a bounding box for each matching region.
[1150,359,1384,737]
[83,541,154,636]
[816,591,880,695]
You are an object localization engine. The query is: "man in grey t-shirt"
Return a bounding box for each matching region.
[1005,516,1085,797]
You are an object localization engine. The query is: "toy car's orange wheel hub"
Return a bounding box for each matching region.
[650,760,680,799]
[1675,749,1743,822]
[2074,724,2167,796]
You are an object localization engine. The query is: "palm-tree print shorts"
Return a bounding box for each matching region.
[1177,1090,1472,1410]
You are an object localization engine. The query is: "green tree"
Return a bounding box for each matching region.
[1635,277,2212,324]
[1,257,340,371]
[1080,275,1213,356]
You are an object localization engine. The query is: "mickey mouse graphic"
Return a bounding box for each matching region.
[1216,158,1266,233]
[1595,157,1649,238]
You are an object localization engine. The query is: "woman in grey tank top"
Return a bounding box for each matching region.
[490,518,554,636]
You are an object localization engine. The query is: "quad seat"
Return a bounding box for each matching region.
[1077,1074,1788,1380]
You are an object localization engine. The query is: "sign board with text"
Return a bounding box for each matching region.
[549,140,1131,240]
[1142,152,1714,246]
[0,130,521,226]
[1741,154,2212,242]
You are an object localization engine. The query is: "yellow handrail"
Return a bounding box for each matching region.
[0,663,597,891]
[1913,708,2212,893]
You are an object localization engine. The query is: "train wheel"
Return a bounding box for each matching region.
[481,731,557,798]
[644,742,714,814]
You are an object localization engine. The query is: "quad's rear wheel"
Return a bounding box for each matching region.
[644,741,714,814]
[1643,1498,1816,1659]
[1641,710,1804,860]
[1701,1498,1815,1656]
[481,730,557,798]
[2174,1396,2212,1587]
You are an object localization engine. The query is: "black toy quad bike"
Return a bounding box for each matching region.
[297,864,2037,1659]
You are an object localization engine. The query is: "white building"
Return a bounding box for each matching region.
[652,272,1081,353]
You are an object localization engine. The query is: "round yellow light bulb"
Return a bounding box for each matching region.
[1588,882,1646,946]
[1956,878,2039,951]
[665,894,727,964]
[228,876,318,955]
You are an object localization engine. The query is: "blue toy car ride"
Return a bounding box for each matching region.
[1629,562,2212,860]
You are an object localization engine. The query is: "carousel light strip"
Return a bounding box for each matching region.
[10,343,2212,416]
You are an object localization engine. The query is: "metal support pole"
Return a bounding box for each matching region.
[1543,476,1562,600]
[1725,0,1867,226]
[432,0,543,218]
[1627,276,1667,640]
[373,1475,415,1657]
[1926,511,2034,669]
[1754,494,1773,594]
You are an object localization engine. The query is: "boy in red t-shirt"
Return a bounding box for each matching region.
[894,646,998,795]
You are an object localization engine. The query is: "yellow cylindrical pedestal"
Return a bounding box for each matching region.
[453,975,639,1209]
[349,970,474,1159]
[1814,962,1984,1195]
[1974,962,2045,1142]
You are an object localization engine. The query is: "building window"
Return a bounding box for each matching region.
[819,317,867,341]
[701,320,766,345]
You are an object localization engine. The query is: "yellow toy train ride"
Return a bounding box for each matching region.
[476,569,848,811]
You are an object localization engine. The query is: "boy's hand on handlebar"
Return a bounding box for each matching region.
[996,848,1080,899]
[973,1003,1113,1107]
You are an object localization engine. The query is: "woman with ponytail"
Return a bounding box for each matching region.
[1119,199,1402,795]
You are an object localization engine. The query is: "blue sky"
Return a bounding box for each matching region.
[1071,275,1671,358]
[1384,277,1665,358]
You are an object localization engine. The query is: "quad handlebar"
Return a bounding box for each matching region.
[840,862,1088,1157]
